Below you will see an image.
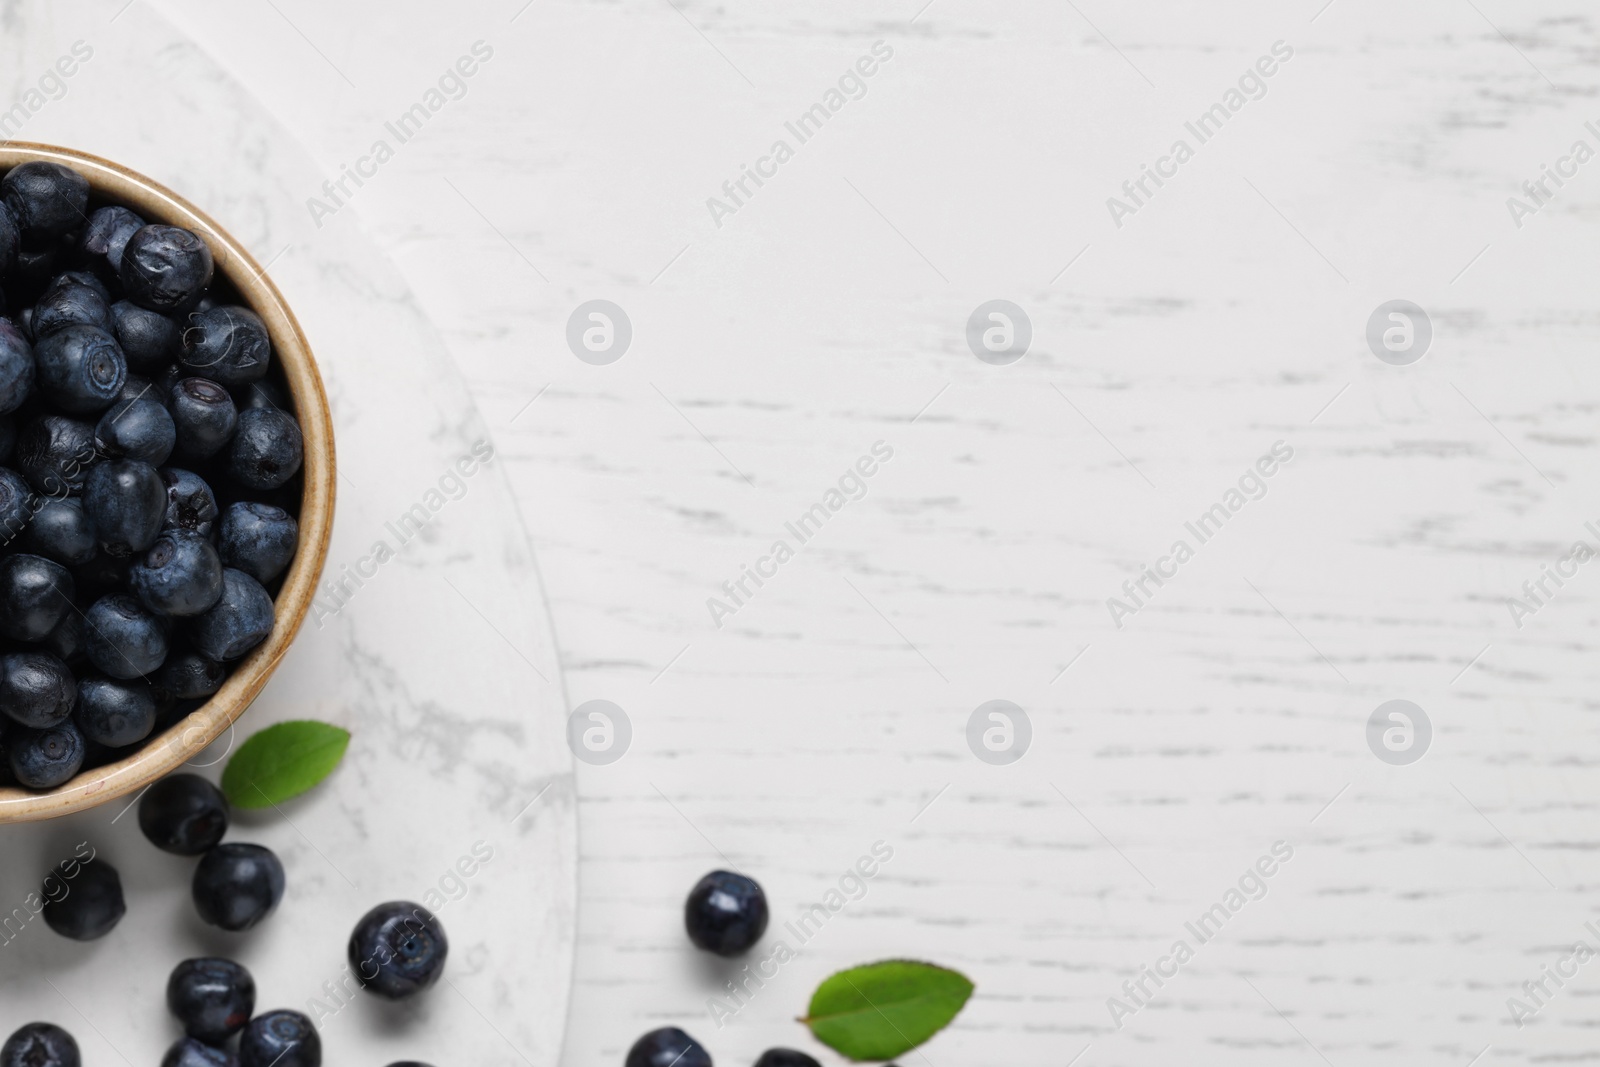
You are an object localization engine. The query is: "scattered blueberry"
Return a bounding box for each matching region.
[0,1023,80,1067]
[193,843,285,931]
[161,1038,238,1067]
[684,870,769,957]
[41,857,125,940]
[626,1029,712,1067]
[238,1011,318,1067]
[140,773,229,855]
[348,901,449,1000]
[167,957,255,1044]
[754,1051,821,1067]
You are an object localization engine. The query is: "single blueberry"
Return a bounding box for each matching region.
[2,162,90,243]
[74,676,157,748]
[22,497,97,566]
[0,652,76,729]
[685,870,769,957]
[754,1051,822,1067]
[160,467,219,535]
[238,1011,318,1067]
[166,957,255,1044]
[15,414,96,495]
[193,843,285,931]
[33,283,112,338]
[130,529,224,616]
[83,594,168,679]
[0,1023,79,1067]
[188,569,273,661]
[41,857,124,940]
[141,774,229,855]
[228,408,302,491]
[32,325,126,414]
[78,206,144,283]
[625,1029,712,1067]
[0,318,34,415]
[0,553,74,641]
[0,466,34,544]
[110,301,181,373]
[8,720,85,789]
[121,226,213,313]
[219,502,298,584]
[348,901,449,1000]
[160,651,227,700]
[83,458,166,556]
[161,1038,237,1067]
[95,396,175,465]
[169,378,237,461]
[181,306,271,387]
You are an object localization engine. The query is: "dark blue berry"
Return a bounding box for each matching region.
[160,467,219,534]
[161,1038,237,1067]
[626,1029,711,1067]
[84,458,166,555]
[0,553,74,641]
[193,843,284,931]
[15,414,95,495]
[159,651,226,700]
[166,957,255,1043]
[22,497,96,566]
[33,325,125,414]
[0,1023,79,1067]
[219,502,297,584]
[41,857,124,940]
[141,774,229,855]
[188,569,273,661]
[8,720,85,788]
[238,1011,317,1067]
[685,870,769,957]
[181,306,271,387]
[228,408,302,491]
[74,676,156,748]
[754,1051,821,1067]
[0,652,76,728]
[2,162,90,243]
[170,378,237,460]
[121,226,213,313]
[348,901,449,1000]
[79,206,144,284]
[0,318,34,414]
[83,594,168,678]
[95,396,175,465]
[33,282,112,338]
[130,529,224,616]
[110,301,181,373]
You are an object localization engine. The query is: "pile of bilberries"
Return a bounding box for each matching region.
[0,160,305,792]
[1,773,447,1067]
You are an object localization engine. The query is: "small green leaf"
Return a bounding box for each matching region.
[803,960,974,1062]
[222,720,351,809]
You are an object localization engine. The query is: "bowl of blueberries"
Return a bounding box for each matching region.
[0,144,334,822]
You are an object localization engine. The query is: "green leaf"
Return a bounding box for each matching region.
[803,960,974,1061]
[222,720,351,809]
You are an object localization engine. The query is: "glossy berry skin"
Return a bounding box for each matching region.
[0,652,76,728]
[0,318,34,415]
[160,652,226,700]
[170,378,237,460]
[181,306,271,387]
[7,720,85,789]
[0,1023,80,1067]
[121,226,213,314]
[79,206,144,284]
[140,774,229,855]
[219,502,298,584]
[110,301,180,373]
[84,594,167,678]
[684,871,769,957]
[238,1011,318,1067]
[85,459,167,556]
[33,325,126,414]
[625,1029,712,1067]
[753,1051,821,1067]
[41,858,124,940]
[0,467,33,542]
[161,1038,237,1067]
[193,843,284,931]
[228,408,302,491]
[348,901,449,1000]
[33,283,112,338]
[166,958,255,1044]
[130,529,224,616]
[2,162,90,243]
[15,414,95,495]
[188,569,273,661]
[95,396,175,465]
[22,498,97,567]
[161,467,219,535]
[73,676,157,748]
[0,553,74,641]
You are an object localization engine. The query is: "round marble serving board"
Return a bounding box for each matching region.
[0,7,575,1066]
